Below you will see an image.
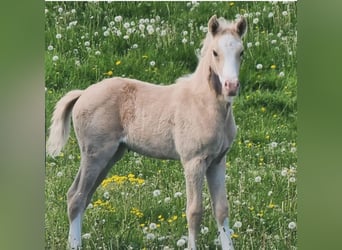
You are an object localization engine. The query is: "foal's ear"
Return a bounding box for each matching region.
[235,17,247,38]
[208,15,220,35]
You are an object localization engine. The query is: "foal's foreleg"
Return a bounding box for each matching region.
[183,158,206,250]
[206,158,234,250]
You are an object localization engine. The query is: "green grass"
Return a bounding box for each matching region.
[45,2,297,249]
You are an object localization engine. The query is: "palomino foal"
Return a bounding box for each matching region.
[47,15,247,250]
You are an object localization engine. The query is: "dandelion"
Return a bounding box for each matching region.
[279,71,285,77]
[56,33,62,39]
[56,171,63,177]
[246,228,254,233]
[256,64,263,70]
[289,177,296,183]
[255,176,261,183]
[247,42,253,48]
[288,221,296,230]
[282,11,288,16]
[147,25,154,35]
[269,141,278,148]
[82,233,91,239]
[268,12,274,18]
[52,55,59,62]
[174,192,182,198]
[116,60,121,66]
[150,61,156,67]
[233,221,242,228]
[153,189,161,197]
[95,50,101,56]
[255,41,260,46]
[164,197,171,203]
[261,107,266,112]
[146,233,155,240]
[47,45,54,51]
[268,190,273,196]
[290,147,297,153]
[103,30,110,37]
[213,238,221,245]
[182,38,188,44]
[75,60,81,67]
[182,30,188,36]
[149,223,157,230]
[58,7,63,14]
[176,238,186,247]
[253,18,259,24]
[201,226,209,234]
[281,168,288,176]
[84,41,90,47]
[123,22,130,29]
[160,30,167,36]
[123,35,129,40]
[103,191,110,199]
[271,40,277,44]
[132,44,138,49]
[114,15,122,22]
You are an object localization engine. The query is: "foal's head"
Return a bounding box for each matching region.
[203,15,247,101]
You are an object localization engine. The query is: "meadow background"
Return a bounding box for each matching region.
[45,1,297,249]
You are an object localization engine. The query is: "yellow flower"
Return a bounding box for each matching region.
[115,60,121,65]
[229,2,235,6]
[270,64,276,69]
[268,203,276,209]
[231,233,239,238]
[104,70,113,76]
[261,107,266,112]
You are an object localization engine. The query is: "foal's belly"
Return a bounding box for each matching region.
[125,135,180,160]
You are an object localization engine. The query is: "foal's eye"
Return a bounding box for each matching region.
[213,50,218,57]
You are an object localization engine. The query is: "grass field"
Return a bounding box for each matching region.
[45,1,297,249]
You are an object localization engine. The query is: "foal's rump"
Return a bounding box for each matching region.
[71,77,180,160]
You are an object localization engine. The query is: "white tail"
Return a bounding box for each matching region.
[46,90,83,157]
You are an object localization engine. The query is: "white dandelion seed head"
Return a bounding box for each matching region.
[201,226,209,235]
[182,38,188,44]
[58,7,63,13]
[269,141,278,148]
[268,12,274,18]
[146,233,155,240]
[233,221,242,228]
[256,64,263,70]
[150,61,156,67]
[279,71,285,77]
[103,191,110,199]
[247,42,253,48]
[47,45,54,51]
[253,18,259,24]
[87,203,93,209]
[132,44,138,49]
[149,223,157,230]
[164,197,171,203]
[95,50,101,56]
[213,238,221,245]
[255,176,262,183]
[114,16,122,22]
[255,41,260,46]
[56,33,62,39]
[281,168,288,177]
[123,22,130,29]
[289,177,296,183]
[103,30,110,37]
[153,189,161,197]
[82,233,91,239]
[282,11,288,16]
[288,221,296,230]
[271,39,277,44]
[123,35,129,40]
[176,238,186,247]
[52,55,59,62]
[84,41,90,47]
[174,192,182,198]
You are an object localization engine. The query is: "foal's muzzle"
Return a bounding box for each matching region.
[225,80,240,96]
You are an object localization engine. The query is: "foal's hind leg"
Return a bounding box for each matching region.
[67,142,125,249]
[206,157,234,250]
